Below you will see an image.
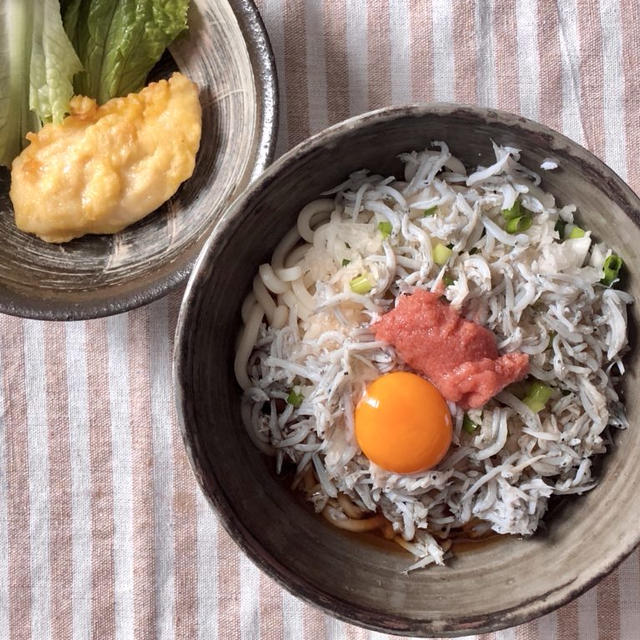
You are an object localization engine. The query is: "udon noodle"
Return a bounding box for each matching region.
[234,141,631,570]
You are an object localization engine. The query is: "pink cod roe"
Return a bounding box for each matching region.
[373,289,530,409]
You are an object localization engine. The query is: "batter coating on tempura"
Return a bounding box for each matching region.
[10,72,201,243]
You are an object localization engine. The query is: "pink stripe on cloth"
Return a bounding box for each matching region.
[85,319,116,638]
[560,591,581,638]
[172,447,198,639]
[598,570,621,640]
[452,0,477,104]
[537,1,563,133]
[258,572,284,640]
[621,0,640,193]
[324,0,349,125]
[408,0,434,102]
[302,600,325,640]
[493,1,520,113]
[284,0,310,146]
[128,308,157,639]
[343,621,368,640]
[3,319,31,640]
[367,0,391,110]
[217,530,242,638]
[515,622,537,640]
[44,323,73,640]
[576,0,605,157]
[169,290,199,640]
[343,622,368,639]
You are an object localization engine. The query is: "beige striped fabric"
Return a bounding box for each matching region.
[1,0,640,638]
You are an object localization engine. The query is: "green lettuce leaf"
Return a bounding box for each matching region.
[0,0,81,167]
[0,2,36,167]
[65,0,190,105]
[29,0,83,124]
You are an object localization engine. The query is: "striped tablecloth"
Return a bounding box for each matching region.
[2,1,639,638]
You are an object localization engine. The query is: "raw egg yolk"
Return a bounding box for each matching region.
[355,371,453,474]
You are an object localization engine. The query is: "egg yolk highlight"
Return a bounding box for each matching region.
[355,371,453,474]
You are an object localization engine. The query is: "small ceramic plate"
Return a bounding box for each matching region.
[0,0,277,320]
[175,105,640,636]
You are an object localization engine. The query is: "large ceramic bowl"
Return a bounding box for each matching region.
[0,0,276,320]
[174,105,640,636]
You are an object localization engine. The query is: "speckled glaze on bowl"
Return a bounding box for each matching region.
[174,105,640,636]
[0,0,277,320]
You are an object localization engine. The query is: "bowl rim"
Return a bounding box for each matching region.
[0,0,278,322]
[174,103,640,636]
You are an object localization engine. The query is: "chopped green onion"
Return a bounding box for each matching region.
[287,389,303,408]
[433,243,452,265]
[378,221,392,238]
[567,225,586,239]
[469,247,479,255]
[462,414,478,434]
[522,381,553,413]
[341,258,350,267]
[547,330,556,348]
[502,199,522,220]
[349,274,373,294]
[505,214,532,234]
[601,254,623,286]
[554,219,566,237]
[442,273,455,287]
[423,206,437,217]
